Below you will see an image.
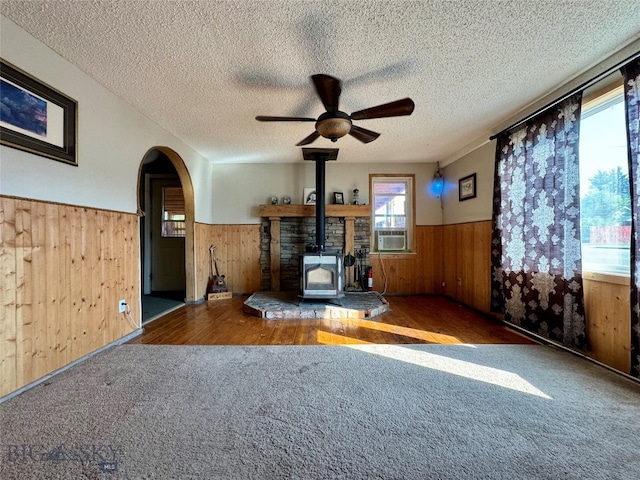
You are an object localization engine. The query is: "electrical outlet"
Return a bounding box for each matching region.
[118,299,126,313]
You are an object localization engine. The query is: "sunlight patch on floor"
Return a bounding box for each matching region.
[316,330,374,345]
[346,317,461,343]
[347,344,552,399]
[318,317,462,344]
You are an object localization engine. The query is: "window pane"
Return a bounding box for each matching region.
[579,88,629,275]
[390,216,406,228]
[162,220,185,237]
[374,215,406,228]
[375,216,391,228]
[371,176,413,252]
[373,182,406,195]
[162,186,186,238]
[374,195,405,214]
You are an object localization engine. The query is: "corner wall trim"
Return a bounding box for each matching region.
[0,328,143,405]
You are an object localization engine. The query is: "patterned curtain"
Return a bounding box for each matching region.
[622,59,640,377]
[491,93,586,349]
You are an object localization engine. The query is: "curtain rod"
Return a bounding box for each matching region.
[489,50,640,141]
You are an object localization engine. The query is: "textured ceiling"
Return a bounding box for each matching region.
[1,1,639,164]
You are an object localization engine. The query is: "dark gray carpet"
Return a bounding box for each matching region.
[142,293,184,322]
[1,344,639,479]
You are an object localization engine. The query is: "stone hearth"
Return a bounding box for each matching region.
[244,291,388,319]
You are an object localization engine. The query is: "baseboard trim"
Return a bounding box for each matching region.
[442,294,640,386]
[0,328,144,404]
[500,320,640,386]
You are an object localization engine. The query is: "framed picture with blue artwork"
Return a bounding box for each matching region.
[0,59,77,166]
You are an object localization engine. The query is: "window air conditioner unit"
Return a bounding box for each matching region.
[378,230,407,251]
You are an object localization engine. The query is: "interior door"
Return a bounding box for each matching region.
[150,179,186,292]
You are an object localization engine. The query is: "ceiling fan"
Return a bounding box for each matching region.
[255,74,415,146]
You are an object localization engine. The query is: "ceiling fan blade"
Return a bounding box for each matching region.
[350,98,415,120]
[312,74,341,113]
[296,131,321,146]
[256,116,316,122]
[349,125,381,144]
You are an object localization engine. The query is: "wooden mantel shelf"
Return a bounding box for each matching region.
[259,204,371,218]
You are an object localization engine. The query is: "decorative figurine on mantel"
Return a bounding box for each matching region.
[283,196,291,205]
[270,196,278,205]
[352,188,360,205]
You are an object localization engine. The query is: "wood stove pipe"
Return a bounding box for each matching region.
[315,154,326,253]
[302,148,339,254]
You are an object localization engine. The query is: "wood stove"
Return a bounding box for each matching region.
[300,253,344,299]
[299,148,344,300]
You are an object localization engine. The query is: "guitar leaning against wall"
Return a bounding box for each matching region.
[206,245,228,294]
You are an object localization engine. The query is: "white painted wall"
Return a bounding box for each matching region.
[442,140,495,225]
[0,16,214,222]
[210,161,443,225]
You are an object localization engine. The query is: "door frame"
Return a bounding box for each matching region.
[137,147,197,303]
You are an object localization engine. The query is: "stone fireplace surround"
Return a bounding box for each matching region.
[259,204,371,292]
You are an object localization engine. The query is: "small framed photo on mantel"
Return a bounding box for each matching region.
[458,173,476,201]
[303,188,316,205]
[333,192,344,204]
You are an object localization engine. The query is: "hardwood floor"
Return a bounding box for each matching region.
[129,295,535,346]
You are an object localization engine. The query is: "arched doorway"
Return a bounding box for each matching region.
[137,147,196,322]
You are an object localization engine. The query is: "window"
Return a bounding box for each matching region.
[162,186,186,237]
[370,175,414,252]
[579,80,629,276]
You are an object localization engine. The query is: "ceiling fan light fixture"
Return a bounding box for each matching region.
[316,112,352,142]
[256,74,414,146]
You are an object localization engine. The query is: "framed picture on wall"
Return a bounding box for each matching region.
[0,59,78,166]
[458,173,476,201]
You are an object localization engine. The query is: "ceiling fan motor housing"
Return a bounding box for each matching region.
[316,111,352,142]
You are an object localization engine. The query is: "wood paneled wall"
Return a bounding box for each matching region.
[1,196,140,398]
[442,221,492,313]
[369,225,443,295]
[195,223,261,299]
[441,220,631,374]
[583,273,631,373]
[195,223,445,297]
[2,202,632,398]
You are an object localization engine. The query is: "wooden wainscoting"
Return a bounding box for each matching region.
[195,223,261,299]
[442,221,492,313]
[583,272,631,373]
[439,219,631,374]
[1,196,140,398]
[369,225,443,295]
[196,223,441,299]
